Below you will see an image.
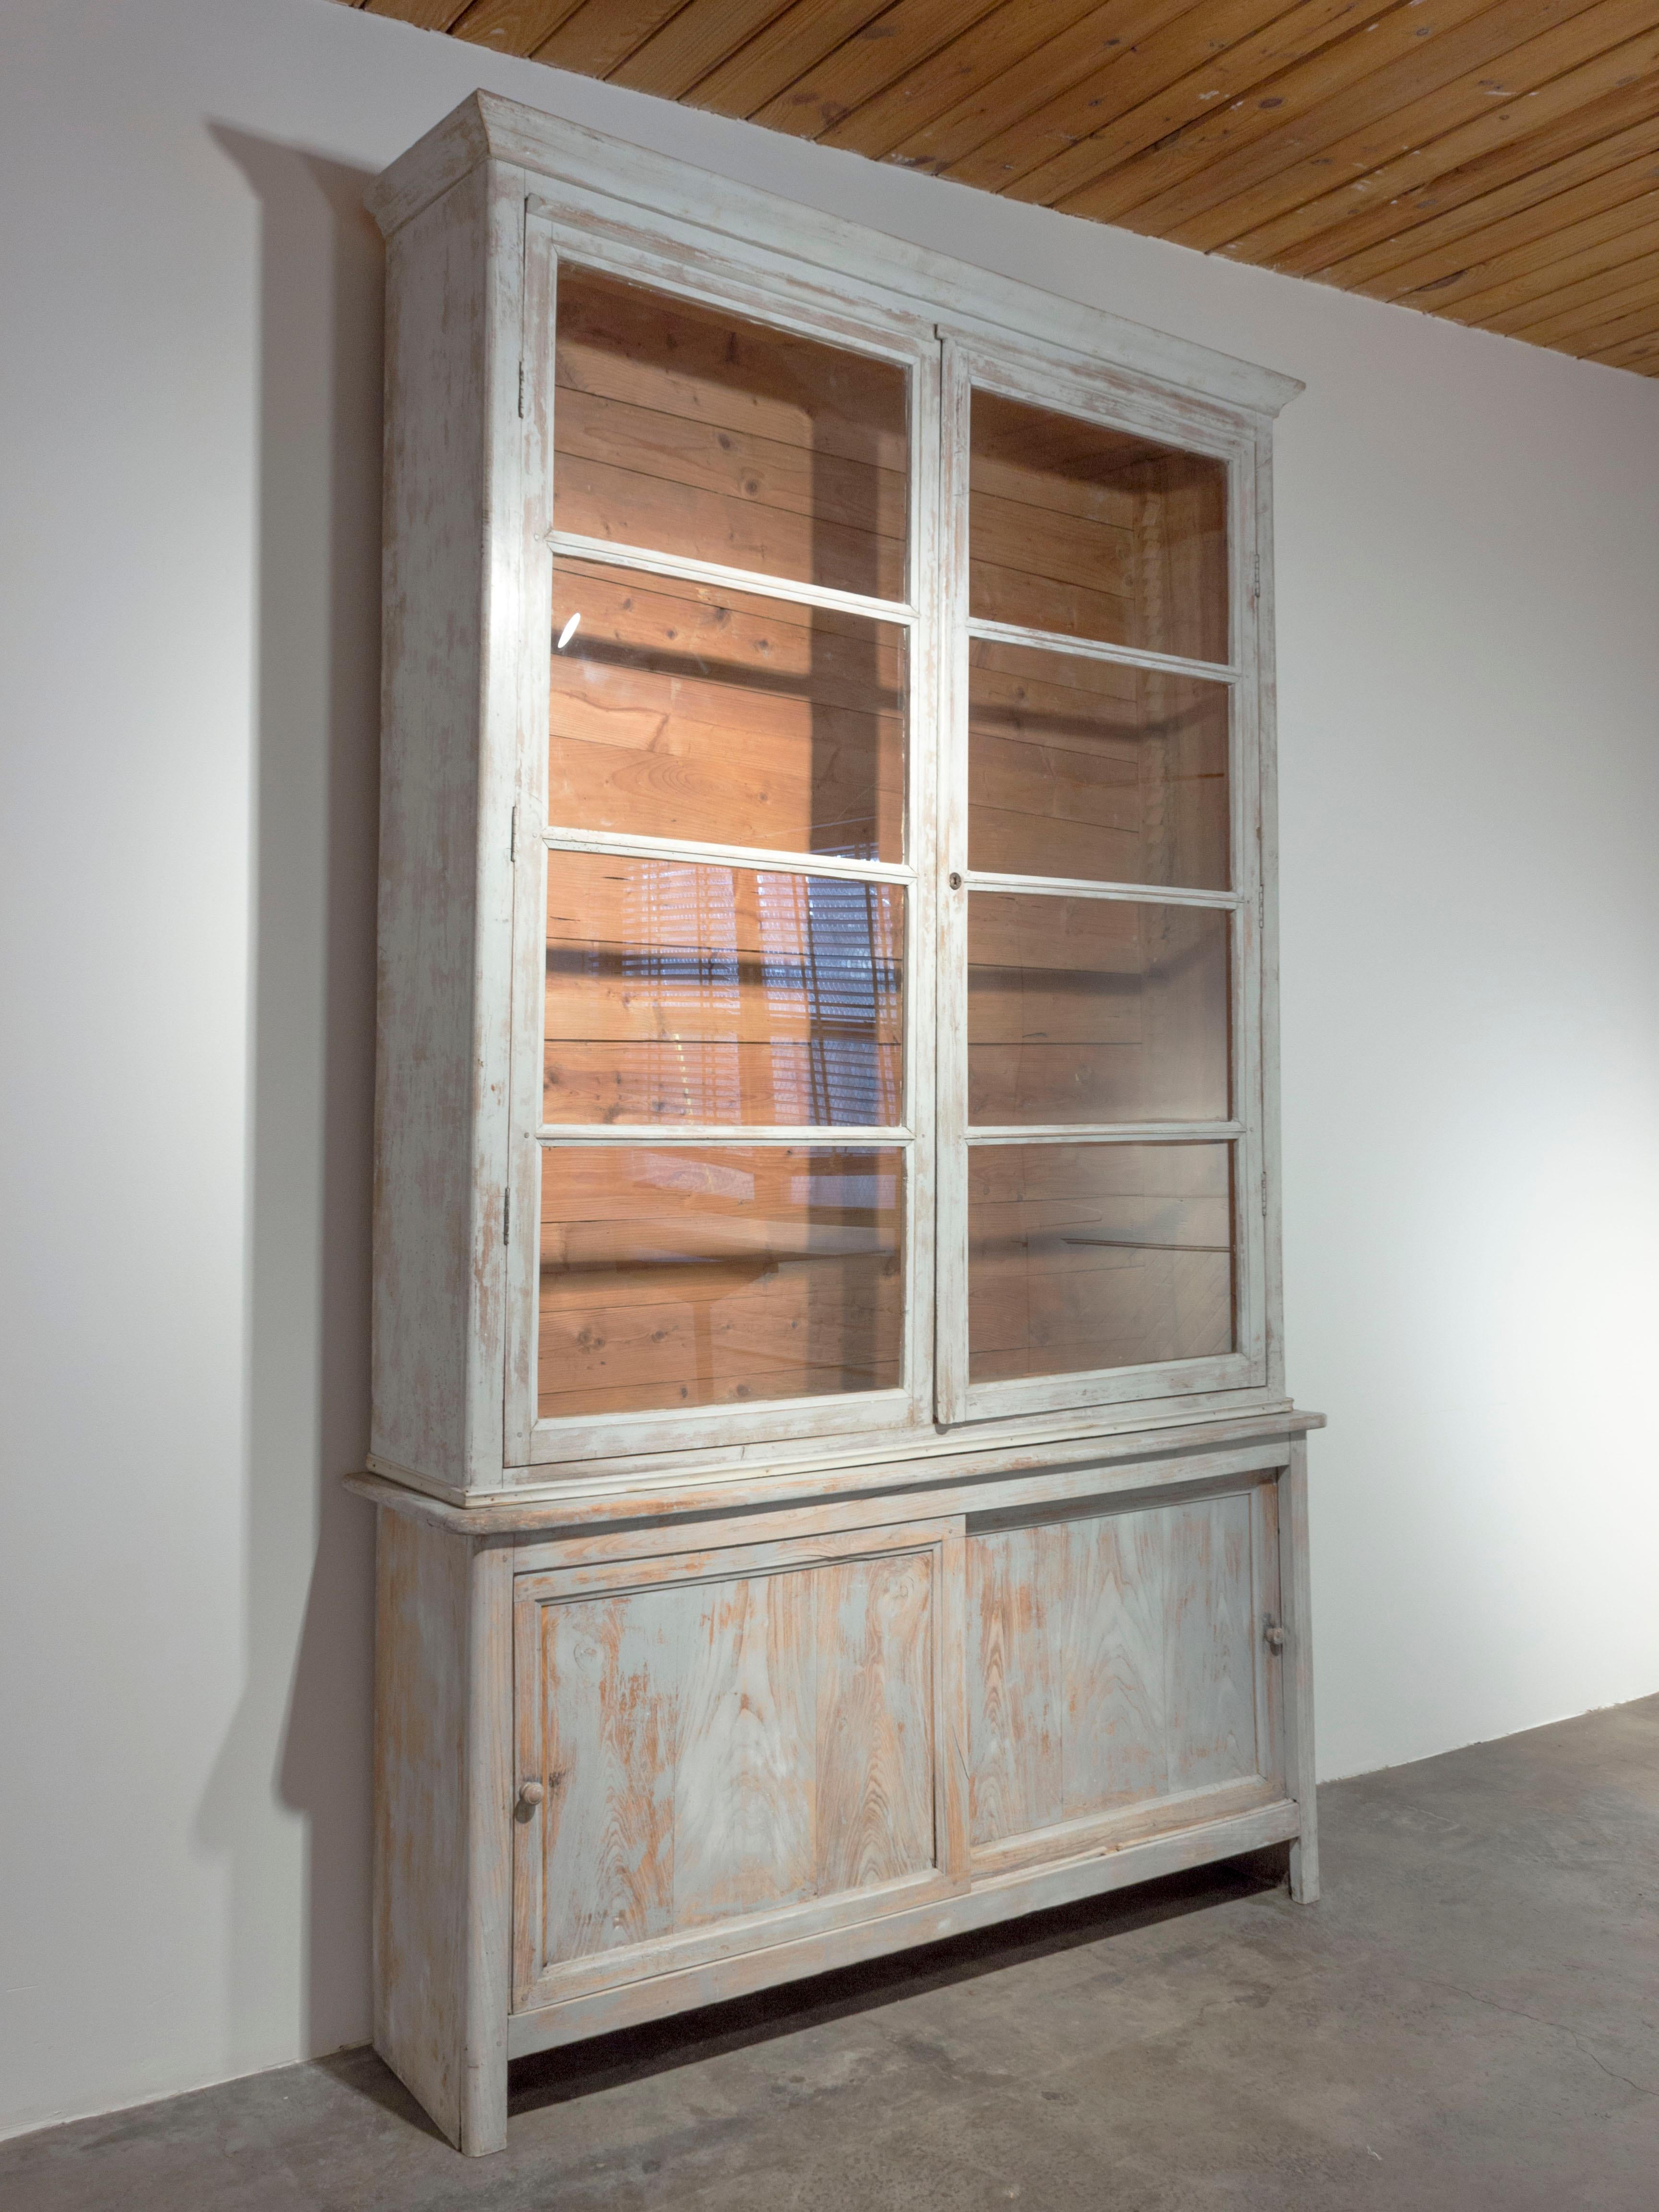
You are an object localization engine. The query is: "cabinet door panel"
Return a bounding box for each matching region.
[968,1523,1062,1842]
[514,1535,953,2008]
[966,1483,1280,1869]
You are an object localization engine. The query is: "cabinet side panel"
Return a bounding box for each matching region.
[371,170,488,1485]
[374,1508,469,2147]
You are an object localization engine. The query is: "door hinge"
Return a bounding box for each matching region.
[517,361,526,418]
[504,1188,511,1246]
[510,803,517,864]
[1251,551,1261,601]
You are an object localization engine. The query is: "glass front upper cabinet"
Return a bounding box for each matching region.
[530,266,923,1443]
[941,359,1256,1425]
[515,253,1267,1463]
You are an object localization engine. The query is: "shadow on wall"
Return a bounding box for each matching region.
[194,127,384,2069]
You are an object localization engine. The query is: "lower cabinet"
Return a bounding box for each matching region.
[509,1475,1293,2021]
[511,1524,964,2015]
[362,1427,1319,2155]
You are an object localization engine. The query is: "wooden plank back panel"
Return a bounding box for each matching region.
[967,894,1231,1127]
[970,388,1229,665]
[513,1537,945,2006]
[548,561,907,862]
[553,264,908,598]
[538,1144,905,1419]
[542,852,905,1127]
[968,643,1231,891]
[965,1481,1277,1862]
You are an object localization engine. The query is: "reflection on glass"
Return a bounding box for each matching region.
[968,1142,1233,1382]
[544,851,904,1128]
[554,265,909,598]
[548,558,906,863]
[968,894,1228,1126]
[967,638,1229,890]
[539,1146,904,1418]
[970,390,1227,664]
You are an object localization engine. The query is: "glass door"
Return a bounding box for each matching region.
[514,257,937,1464]
[938,349,1265,1423]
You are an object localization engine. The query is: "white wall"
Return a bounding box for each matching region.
[4,0,1658,2141]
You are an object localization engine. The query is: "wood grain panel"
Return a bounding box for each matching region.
[1501,258,1659,341]
[357,0,1659,374]
[447,0,583,54]
[1000,0,1387,211]
[1272,70,1659,280]
[873,0,1204,176]
[674,1570,818,1922]
[533,0,688,77]
[1163,1488,1259,1790]
[1170,0,1645,249]
[1320,121,1659,295]
[688,0,896,119]
[535,1586,683,1964]
[1489,243,1659,334]
[749,0,1013,139]
[610,0,803,98]
[966,1486,1274,1858]
[941,0,1333,195]
[1203,7,1659,266]
[1059,1507,1169,1813]
[967,1522,1062,1842]
[515,1540,944,2005]
[815,1552,937,1888]
[1058,0,1505,231]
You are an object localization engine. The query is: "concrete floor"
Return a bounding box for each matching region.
[4,1696,1656,2212]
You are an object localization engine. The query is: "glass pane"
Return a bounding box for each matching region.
[548,557,906,863]
[544,851,904,1127]
[970,390,1227,663]
[968,894,1228,1125]
[967,639,1228,890]
[554,264,908,599]
[968,1142,1233,1382]
[539,1146,904,1418]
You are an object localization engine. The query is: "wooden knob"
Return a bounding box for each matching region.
[1264,1622,1287,1651]
[517,1780,545,1810]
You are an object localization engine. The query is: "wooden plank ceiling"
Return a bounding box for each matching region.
[357,0,1659,376]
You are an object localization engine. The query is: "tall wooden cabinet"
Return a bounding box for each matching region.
[351,92,1321,2156]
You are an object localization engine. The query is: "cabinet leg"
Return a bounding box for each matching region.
[459,2053,509,2157]
[1289,1820,1319,1905]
